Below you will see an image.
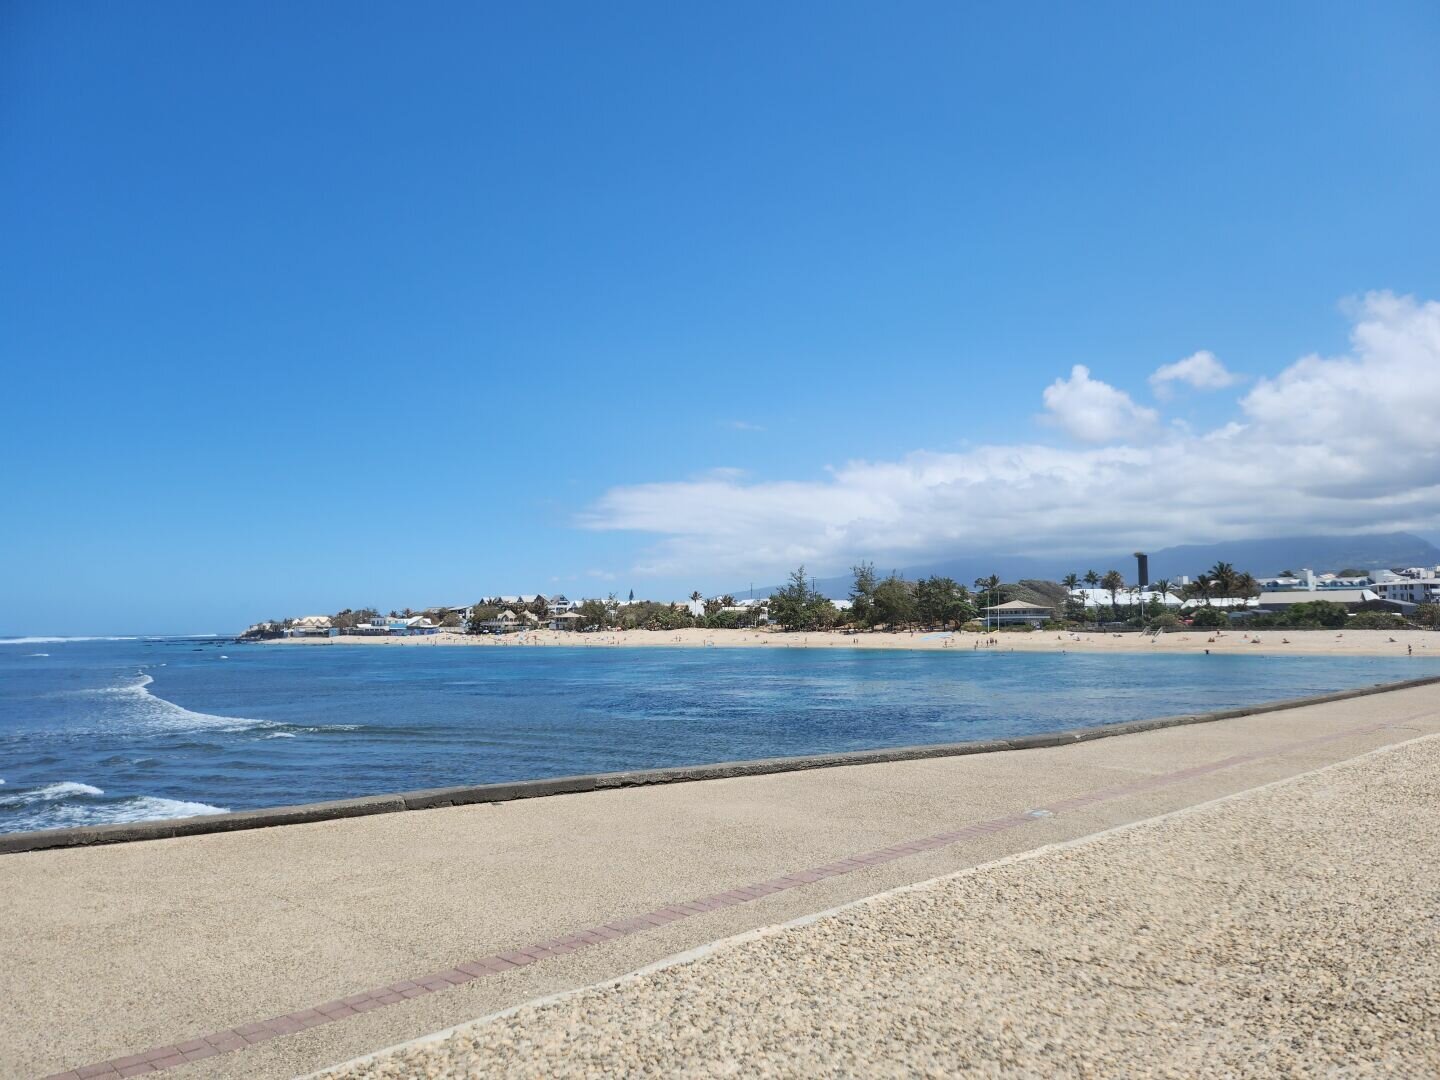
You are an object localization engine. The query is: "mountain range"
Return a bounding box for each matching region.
[742,532,1440,599]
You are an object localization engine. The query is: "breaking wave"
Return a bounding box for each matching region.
[0,781,229,832]
[81,673,269,734]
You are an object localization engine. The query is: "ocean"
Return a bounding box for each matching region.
[0,636,1429,834]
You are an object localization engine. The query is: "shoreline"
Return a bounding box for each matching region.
[8,673,1439,854]
[16,683,1440,1080]
[265,625,1440,659]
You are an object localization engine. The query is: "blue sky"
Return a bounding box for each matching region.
[3,2,1439,635]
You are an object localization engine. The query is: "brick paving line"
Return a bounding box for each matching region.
[41,718,1399,1079]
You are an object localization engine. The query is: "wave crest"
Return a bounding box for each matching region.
[0,780,228,832]
[83,673,267,733]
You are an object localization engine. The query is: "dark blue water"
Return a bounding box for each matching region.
[1,636,1430,834]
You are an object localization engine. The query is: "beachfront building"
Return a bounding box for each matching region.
[285,616,338,638]
[1253,589,1407,615]
[982,600,1053,627]
[477,609,541,634]
[1179,596,1257,612]
[548,611,583,631]
[1368,578,1440,606]
[1069,588,1183,610]
[545,594,579,614]
[354,616,442,636]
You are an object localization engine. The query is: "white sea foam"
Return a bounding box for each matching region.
[0,636,138,645]
[83,673,268,733]
[0,780,228,831]
[0,781,107,804]
[29,653,49,657]
[84,796,229,824]
[264,732,297,738]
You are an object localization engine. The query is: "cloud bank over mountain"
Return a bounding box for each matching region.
[583,292,1440,578]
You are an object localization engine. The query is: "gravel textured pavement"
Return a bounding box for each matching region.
[318,734,1440,1079]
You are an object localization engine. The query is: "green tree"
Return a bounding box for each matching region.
[849,562,877,626]
[1235,572,1260,604]
[873,574,917,628]
[1413,603,1440,629]
[915,576,972,628]
[1209,562,1238,601]
[769,566,838,630]
[1186,574,1215,607]
[1189,605,1228,628]
[467,603,501,633]
[1062,573,1080,591]
[1277,600,1349,629]
[1083,570,1100,588]
[1347,611,1407,630]
[577,599,610,629]
[1100,570,1125,620]
[973,574,1001,625]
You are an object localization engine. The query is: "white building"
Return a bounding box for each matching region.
[1069,588,1182,609]
[982,600,1054,627]
[1253,589,1391,613]
[1369,579,1440,605]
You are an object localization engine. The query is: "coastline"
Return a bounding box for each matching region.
[8,671,1439,854]
[15,682,1440,1079]
[264,625,1440,659]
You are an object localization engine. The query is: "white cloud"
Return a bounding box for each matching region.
[582,292,1440,579]
[724,419,765,432]
[1149,350,1238,398]
[1041,365,1158,442]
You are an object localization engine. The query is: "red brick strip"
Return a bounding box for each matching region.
[41,720,1396,1079]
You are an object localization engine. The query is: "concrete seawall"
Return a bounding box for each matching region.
[6,673,1439,855]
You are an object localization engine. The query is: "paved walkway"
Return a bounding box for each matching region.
[321,731,1440,1078]
[9,682,1440,1080]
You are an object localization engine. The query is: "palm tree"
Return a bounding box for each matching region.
[1235,572,1259,607]
[1209,562,1238,601]
[1152,579,1173,617]
[1100,570,1125,621]
[1060,573,1082,625]
[690,590,703,605]
[973,575,1001,628]
[1084,570,1100,588]
[1190,574,1215,606]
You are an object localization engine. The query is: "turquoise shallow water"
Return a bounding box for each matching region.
[1,636,1432,833]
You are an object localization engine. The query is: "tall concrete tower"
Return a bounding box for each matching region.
[1134,551,1149,589]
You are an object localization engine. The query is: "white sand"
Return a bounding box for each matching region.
[271,625,1439,659]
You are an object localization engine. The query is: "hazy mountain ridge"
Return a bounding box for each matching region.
[751,533,1440,599]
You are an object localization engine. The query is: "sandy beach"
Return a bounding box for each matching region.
[271,625,1440,659]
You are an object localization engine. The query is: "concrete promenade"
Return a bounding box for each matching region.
[322,727,1440,1078]
[9,682,1440,1080]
